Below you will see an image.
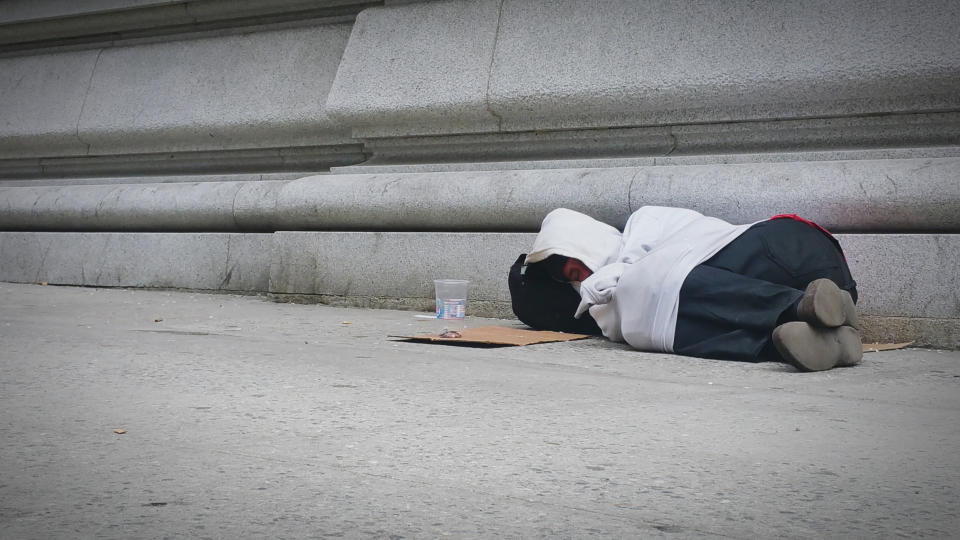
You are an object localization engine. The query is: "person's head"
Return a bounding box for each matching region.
[508,254,603,335]
[541,255,593,283]
[524,209,622,273]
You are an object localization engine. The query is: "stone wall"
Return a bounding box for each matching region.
[1,0,958,346]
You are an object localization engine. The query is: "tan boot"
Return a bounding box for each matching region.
[772,321,863,372]
[796,278,860,329]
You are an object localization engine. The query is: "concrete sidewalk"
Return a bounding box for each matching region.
[1,283,958,539]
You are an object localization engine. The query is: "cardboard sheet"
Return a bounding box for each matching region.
[862,341,915,353]
[395,326,912,352]
[391,325,591,347]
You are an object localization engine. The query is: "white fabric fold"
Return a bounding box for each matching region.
[612,207,758,352]
[524,208,622,272]
[574,262,626,318]
[526,205,759,353]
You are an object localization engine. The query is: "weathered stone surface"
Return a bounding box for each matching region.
[0,145,364,180]
[625,158,960,232]
[353,114,960,166]
[337,146,960,175]
[0,0,173,23]
[0,232,272,291]
[0,50,100,159]
[860,316,960,350]
[267,230,960,347]
[269,231,530,303]
[274,168,633,231]
[841,234,960,319]
[268,231,960,317]
[326,0,960,137]
[1,230,956,346]
[325,0,502,136]
[0,0,371,47]
[0,182,248,232]
[490,0,960,133]
[0,24,353,160]
[0,172,309,188]
[78,24,353,155]
[2,283,959,539]
[1,0,958,353]
[1,158,957,233]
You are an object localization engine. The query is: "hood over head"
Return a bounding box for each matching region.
[508,254,603,335]
[524,208,622,272]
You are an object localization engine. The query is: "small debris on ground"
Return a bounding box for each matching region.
[863,341,915,353]
[113,429,127,434]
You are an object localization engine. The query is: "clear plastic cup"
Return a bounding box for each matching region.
[434,279,469,320]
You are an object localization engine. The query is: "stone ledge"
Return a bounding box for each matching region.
[352,115,960,166]
[1,158,957,233]
[1,230,956,348]
[268,231,960,320]
[4,231,955,319]
[859,317,960,350]
[336,147,960,175]
[0,172,313,188]
[0,232,272,291]
[0,146,364,180]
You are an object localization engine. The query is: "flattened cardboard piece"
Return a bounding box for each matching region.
[391,325,590,347]
[862,341,915,353]
[395,327,912,352]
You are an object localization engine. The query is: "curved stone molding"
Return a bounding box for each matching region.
[0,145,365,179]
[1,158,957,233]
[356,114,960,166]
[224,156,960,233]
[0,172,310,188]
[0,23,354,161]
[326,0,960,138]
[1,1,187,23]
[0,182,253,232]
[338,147,960,175]
[0,0,377,51]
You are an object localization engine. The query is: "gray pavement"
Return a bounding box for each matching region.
[1,283,958,539]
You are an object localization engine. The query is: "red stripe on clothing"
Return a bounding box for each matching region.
[768,214,845,259]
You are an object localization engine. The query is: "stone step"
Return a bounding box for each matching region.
[1,157,958,233]
[1,231,956,348]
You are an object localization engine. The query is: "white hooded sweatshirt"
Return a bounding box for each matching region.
[577,206,758,352]
[526,207,758,353]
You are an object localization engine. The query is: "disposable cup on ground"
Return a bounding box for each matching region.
[434,279,469,320]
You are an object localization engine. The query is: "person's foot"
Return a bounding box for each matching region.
[796,278,860,329]
[772,321,863,371]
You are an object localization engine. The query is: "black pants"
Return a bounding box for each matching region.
[673,218,858,362]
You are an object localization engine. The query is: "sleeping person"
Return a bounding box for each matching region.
[509,207,861,372]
